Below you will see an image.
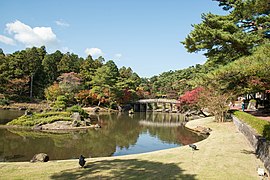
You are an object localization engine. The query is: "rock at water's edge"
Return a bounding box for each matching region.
[30,153,49,162]
[71,112,81,121]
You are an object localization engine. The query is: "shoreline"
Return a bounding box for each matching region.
[0,102,118,112]
[0,116,265,179]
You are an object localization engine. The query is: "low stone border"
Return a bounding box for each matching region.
[232,115,270,174]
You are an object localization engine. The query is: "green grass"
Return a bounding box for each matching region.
[7,111,72,126]
[233,110,270,140]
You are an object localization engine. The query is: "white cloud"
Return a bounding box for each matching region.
[114,53,122,60]
[85,48,103,58]
[0,35,16,45]
[5,20,58,47]
[55,20,70,27]
[61,46,73,53]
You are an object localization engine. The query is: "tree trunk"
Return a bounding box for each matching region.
[200,110,209,117]
[30,74,33,99]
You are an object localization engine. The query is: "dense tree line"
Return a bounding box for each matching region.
[1,0,270,115]
[0,46,141,108]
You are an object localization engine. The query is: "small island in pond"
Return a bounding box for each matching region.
[6,105,101,131]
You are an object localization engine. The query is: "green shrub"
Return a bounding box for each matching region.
[53,95,68,111]
[233,111,270,140]
[35,116,71,125]
[0,98,10,105]
[34,111,70,118]
[67,105,89,119]
[109,101,118,109]
[56,95,68,102]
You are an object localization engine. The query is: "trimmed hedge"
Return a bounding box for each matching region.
[34,111,71,118]
[233,111,270,140]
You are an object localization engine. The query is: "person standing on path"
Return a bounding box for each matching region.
[241,98,245,111]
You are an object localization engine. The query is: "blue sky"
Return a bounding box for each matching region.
[0,0,225,77]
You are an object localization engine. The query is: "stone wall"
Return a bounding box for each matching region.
[232,116,270,174]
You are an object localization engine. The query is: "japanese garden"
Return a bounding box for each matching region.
[1,0,270,179]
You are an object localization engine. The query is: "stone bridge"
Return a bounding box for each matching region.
[133,99,180,112]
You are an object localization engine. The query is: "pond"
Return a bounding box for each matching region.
[0,110,206,162]
[0,109,25,124]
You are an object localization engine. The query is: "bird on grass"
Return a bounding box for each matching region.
[79,155,86,168]
[189,144,198,151]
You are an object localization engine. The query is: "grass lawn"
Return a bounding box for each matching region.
[233,110,270,140]
[0,117,265,179]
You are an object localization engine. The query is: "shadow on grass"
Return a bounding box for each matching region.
[263,124,270,141]
[241,149,255,155]
[50,159,197,179]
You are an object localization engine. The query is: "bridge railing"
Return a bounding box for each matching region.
[137,99,180,104]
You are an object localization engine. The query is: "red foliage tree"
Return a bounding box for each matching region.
[6,77,29,99]
[75,89,102,106]
[136,87,150,99]
[177,87,204,112]
[116,88,133,105]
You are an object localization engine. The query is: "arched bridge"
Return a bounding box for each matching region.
[134,99,180,112]
[137,99,180,104]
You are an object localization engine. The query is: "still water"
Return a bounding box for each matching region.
[0,109,24,124]
[0,110,205,162]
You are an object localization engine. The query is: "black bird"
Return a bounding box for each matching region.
[189,144,197,151]
[79,155,86,167]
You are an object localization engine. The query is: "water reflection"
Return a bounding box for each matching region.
[137,112,186,127]
[0,111,205,162]
[0,109,24,124]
